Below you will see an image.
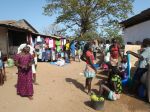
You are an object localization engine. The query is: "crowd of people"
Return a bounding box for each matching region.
[0,37,150,102]
[81,38,150,101]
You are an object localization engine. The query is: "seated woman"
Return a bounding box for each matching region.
[56,54,65,66]
[99,67,122,100]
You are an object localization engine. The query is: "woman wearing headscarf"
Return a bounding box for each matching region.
[14,46,34,100]
[109,38,122,67]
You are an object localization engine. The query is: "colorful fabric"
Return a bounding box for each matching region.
[49,39,54,48]
[45,38,49,44]
[14,54,33,96]
[55,40,61,46]
[111,75,122,94]
[56,46,61,52]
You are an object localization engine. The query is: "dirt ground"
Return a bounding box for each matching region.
[0,61,150,112]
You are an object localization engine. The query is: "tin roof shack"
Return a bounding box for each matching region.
[120,8,150,44]
[0,19,38,55]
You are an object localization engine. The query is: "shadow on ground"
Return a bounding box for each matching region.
[65,78,85,93]
[84,101,94,109]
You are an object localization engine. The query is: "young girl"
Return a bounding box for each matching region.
[82,42,97,94]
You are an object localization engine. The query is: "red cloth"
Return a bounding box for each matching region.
[86,51,94,64]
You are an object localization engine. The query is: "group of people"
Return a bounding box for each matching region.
[82,38,150,101]
[0,37,150,102]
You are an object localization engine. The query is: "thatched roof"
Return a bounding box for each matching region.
[0,19,38,33]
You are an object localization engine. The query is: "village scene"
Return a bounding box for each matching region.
[0,0,150,112]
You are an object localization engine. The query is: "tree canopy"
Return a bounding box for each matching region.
[43,0,134,37]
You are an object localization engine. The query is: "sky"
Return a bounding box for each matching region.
[0,0,150,36]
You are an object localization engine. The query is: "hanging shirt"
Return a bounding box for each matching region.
[49,39,54,48]
[55,40,61,46]
[56,46,61,52]
[45,38,50,45]
[37,36,42,42]
[64,39,66,45]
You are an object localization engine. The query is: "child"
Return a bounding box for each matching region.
[127,38,150,94]
[99,67,122,100]
[32,51,38,85]
[119,56,128,79]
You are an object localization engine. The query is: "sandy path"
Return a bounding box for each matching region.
[0,62,150,112]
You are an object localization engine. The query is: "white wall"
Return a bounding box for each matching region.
[0,27,8,54]
[123,20,150,44]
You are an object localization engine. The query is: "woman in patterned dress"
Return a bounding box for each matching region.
[14,46,34,100]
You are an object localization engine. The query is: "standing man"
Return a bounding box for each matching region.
[65,40,70,62]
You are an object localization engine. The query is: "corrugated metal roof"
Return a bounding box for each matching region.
[120,8,150,28]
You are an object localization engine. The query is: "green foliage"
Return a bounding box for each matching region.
[76,31,99,41]
[43,0,134,36]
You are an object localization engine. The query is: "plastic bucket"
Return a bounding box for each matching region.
[93,64,100,69]
[91,100,104,110]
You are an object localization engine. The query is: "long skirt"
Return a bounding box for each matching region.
[17,68,33,96]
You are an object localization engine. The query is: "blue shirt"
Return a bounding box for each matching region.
[70,43,76,51]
